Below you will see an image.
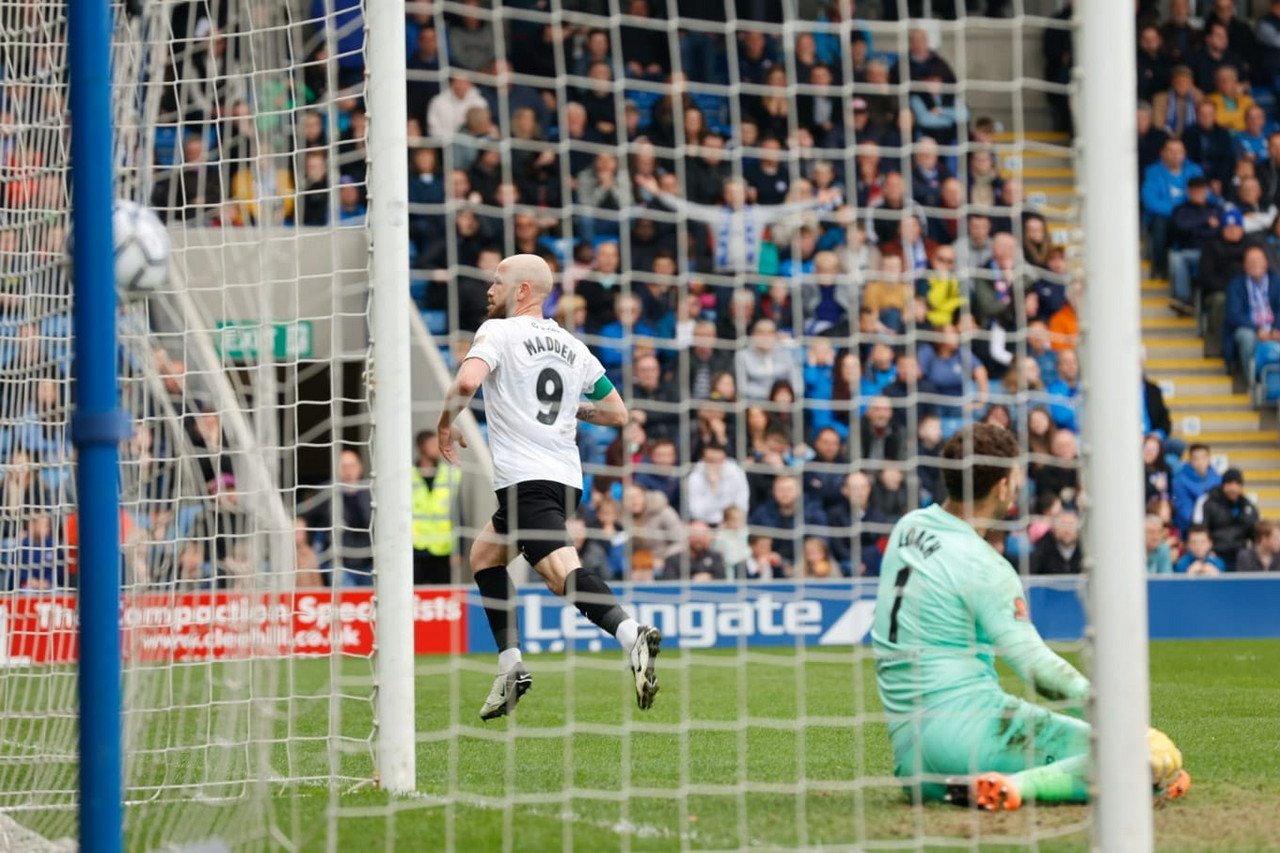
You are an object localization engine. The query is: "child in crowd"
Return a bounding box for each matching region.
[1174,524,1225,575]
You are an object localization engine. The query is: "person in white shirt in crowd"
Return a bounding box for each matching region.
[686,441,750,525]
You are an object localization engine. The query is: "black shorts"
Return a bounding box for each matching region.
[491,480,583,567]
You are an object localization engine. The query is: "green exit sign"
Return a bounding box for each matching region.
[216,320,314,361]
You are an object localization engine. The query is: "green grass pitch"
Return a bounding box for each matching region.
[275,638,1280,852]
[10,639,1280,851]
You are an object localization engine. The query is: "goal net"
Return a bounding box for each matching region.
[1,0,408,848]
[2,0,1139,848]
[400,0,1103,849]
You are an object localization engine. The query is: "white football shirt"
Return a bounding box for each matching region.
[465,315,606,490]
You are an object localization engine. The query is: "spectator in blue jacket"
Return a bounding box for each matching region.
[593,292,639,387]
[1223,244,1280,377]
[1234,105,1273,162]
[802,337,845,440]
[1172,443,1222,534]
[8,514,62,591]
[1174,524,1226,574]
[1142,137,1204,277]
[1044,347,1082,432]
[748,473,828,567]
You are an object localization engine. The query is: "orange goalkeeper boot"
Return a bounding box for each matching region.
[973,772,1024,812]
[1162,769,1192,801]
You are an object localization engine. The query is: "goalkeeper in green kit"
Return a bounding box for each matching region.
[872,424,1191,811]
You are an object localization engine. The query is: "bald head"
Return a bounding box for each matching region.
[488,253,554,318]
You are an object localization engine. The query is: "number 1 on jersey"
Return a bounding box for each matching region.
[887,566,912,643]
[535,367,565,424]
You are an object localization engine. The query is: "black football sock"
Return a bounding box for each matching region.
[564,568,627,636]
[474,566,518,651]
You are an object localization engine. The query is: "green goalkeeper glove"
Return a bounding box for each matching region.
[1147,727,1183,790]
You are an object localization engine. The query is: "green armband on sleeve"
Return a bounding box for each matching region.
[587,375,614,401]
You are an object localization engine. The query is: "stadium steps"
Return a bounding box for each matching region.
[994,136,1280,511]
[1139,269,1280,513]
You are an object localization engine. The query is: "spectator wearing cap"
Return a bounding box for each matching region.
[1168,175,1223,313]
[1151,65,1201,136]
[1235,519,1280,572]
[1194,467,1259,570]
[1198,207,1260,356]
[1223,244,1280,378]
[1142,137,1204,279]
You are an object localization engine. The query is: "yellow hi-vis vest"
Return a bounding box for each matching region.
[412,463,459,555]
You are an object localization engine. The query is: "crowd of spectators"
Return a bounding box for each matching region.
[1130,0,1280,580]
[6,2,1280,590]
[1138,0,1280,394]
[391,0,1097,580]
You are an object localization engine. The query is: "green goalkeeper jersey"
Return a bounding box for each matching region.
[871,505,1090,719]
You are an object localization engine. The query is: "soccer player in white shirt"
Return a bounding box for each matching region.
[437,253,662,720]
